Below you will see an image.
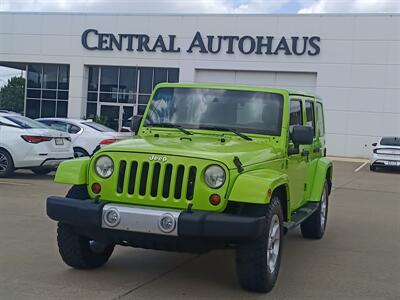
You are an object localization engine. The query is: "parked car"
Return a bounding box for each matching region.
[37,118,130,157]
[46,83,332,293]
[370,136,400,171]
[0,112,74,177]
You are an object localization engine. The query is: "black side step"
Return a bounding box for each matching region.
[283,203,319,230]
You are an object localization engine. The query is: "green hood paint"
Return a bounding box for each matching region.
[98,133,284,169]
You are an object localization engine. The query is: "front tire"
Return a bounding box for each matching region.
[236,197,283,293]
[301,181,329,239]
[57,222,114,269]
[57,184,114,269]
[370,165,376,171]
[0,149,14,178]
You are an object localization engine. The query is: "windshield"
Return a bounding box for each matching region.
[144,88,284,136]
[380,137,400,146]
[82,122,116,132]
[4,115,49,129]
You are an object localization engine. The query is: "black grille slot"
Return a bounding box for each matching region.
[186,166,197,200]
[151,163,161,197]
[128,161,138,194]
[174,165,184,199]
[117,160,126,193]
[162,164,173,198]
[139,162,149,196]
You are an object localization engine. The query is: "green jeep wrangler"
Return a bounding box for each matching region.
[47,83,332,293]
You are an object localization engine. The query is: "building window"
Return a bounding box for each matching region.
[86,65,179,130]
[26,63,70,118]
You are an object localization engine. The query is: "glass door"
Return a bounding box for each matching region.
[121,106,134,131]
[100,104,135,131]
[100,105,120,131]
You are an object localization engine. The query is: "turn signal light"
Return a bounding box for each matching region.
[21,135,52,143]
[91,183,102,194]
[99,138,117,145]
[209,194,221,206]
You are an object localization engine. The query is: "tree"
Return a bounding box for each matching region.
[0,76,25,113]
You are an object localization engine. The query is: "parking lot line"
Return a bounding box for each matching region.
[354,161,368,172]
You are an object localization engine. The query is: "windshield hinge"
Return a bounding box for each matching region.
[234,156,244,173]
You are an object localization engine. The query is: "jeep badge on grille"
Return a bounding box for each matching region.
[149,155,167,162]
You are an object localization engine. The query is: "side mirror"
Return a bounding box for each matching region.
[131,115,143,134]
[291,125,314,146]
[372,142,377,147]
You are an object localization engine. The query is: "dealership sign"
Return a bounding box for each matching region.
[81,29,320,56]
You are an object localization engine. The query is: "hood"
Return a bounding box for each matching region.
[98,134,283,169]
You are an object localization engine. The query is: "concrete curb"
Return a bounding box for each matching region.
[327,156,369,163]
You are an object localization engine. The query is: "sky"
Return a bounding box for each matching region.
[0,0,399,14]
[1,0,400,86]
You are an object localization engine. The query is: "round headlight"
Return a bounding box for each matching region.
[204,165,226,189]
[95,156,114,178]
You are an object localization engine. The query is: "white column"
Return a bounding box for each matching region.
[67,62,87,119]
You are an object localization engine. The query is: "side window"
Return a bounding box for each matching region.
[316,102,325,137]
[305,101,315,136]
[289,100,303,135]
[49,121,68,132]
[67,123,81,134]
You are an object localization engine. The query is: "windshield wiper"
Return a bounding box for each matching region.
[198,126,252,141]
[146,123,193,135]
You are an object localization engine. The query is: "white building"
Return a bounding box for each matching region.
[0,12,399,157]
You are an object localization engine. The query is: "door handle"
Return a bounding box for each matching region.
[301,150,309,157]
[313,147,321,153]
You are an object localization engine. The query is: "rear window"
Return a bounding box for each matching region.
[82,122,115,132]
[380,137,400,146]
[4,115,48,129]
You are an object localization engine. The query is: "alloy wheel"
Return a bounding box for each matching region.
[267,214,281,273]
[320,188,327,229]
[0,153,8,172]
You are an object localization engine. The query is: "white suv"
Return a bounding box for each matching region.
[370,137,400,171]
[0,112,74,177]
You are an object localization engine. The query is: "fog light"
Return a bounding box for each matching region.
[91,182,101,194]
[158,213,176,233]
[209,194,221,206]
[104,208,120,227]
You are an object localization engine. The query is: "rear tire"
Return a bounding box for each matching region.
[236,196,283,293]
[370,165,376,171]
[57,222,114,269]
[74,147,89,158]
[301,182,329,239]
[0,149,14,178]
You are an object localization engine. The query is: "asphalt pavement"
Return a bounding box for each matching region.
[0,161,399,299]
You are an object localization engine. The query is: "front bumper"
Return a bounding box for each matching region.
[46,196,266,241]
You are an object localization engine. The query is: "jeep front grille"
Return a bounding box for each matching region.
[116,160,197,201]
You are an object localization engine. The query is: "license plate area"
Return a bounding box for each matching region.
[387,161,399,166]
[55,138,64,145]
[101,204,181,236]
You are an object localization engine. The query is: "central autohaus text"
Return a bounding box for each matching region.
[82,29,321,56]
